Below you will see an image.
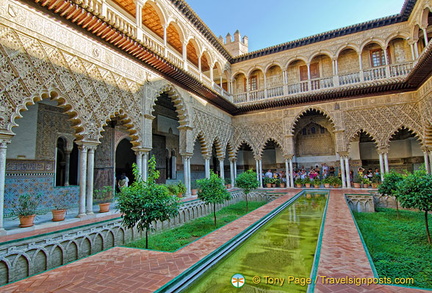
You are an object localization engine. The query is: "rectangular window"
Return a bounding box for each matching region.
[249,76,257,91]
[370,49,386,67]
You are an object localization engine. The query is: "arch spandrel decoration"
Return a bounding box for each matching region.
[231,120,283,158]
[342,103,423,151]
[1,25,144,145]
[192,108,232,152]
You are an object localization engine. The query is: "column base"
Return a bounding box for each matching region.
[0,228,7,236]
[77,213,87,219]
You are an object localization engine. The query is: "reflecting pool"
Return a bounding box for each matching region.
[184,192,328,292]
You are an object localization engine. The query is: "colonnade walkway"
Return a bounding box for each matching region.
[1,189,429,292]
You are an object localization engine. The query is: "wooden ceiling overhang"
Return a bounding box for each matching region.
[28,0,432,116]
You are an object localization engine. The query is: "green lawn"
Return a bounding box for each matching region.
[353,208,432,289]
[125,201,267,252]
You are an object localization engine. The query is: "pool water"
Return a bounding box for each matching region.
[184,192,328,292]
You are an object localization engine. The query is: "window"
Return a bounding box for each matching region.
[370,49,387,67]
[249,76,257,91]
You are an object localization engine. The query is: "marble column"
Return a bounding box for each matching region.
[204,157,210,179]
[229,159,235,188]
[384,152,389,173]
[379,153,385,182]
[423,151,430,174]
[0,138,11,234]
[255,160,259,182]
[135,151,143,178]
[183,155,191,197]
[78,145,88,217]
[258,160,263,188]
[142,152,149,181]
[344,157,351,188]
[289,158,294,188]
[429,152,432,175]
[339,156,346,188]
[86,146,96,215]
[219,158,225,180]
[285,159,290,187]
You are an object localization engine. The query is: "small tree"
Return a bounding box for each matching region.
[197,171,231,226]
[235,169,259,212]
[396,169,432,244]
[116,156,180,249]
[378,170,404,217]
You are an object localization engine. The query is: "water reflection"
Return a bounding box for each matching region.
[184,192,328,293]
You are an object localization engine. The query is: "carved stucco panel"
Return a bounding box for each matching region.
[0,25,144,146]
[343,103,423,149]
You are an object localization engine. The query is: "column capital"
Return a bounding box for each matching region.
[253,154,262,161]
[0,133,14,146]
[377,145,389,154]
[337,151,349,157]
[229,157,237,163]
[283,154,294,160]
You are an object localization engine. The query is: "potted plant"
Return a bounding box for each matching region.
[271,178,279,188]
[279,179,286,188]
[264,177,272,188]
[313,178,321,188]
[332,176,342,188]
[166,184,179,196]
[294,178,303,188]
[225,178,232,189]
[322,176,332,188]
[177,182,186,197]
[191,180,198,195]
[94,186,114,213]
[303,177,312,188]
[361,177,371,188]
[371,174,381,188]
[12,193,41,228]
[353,174,363,188]
[51,192,70,222]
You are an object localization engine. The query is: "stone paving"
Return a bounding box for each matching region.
[1,189,430,292]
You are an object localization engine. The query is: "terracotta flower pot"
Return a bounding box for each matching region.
[280,183,286,188]
[98,203,111,213]
[51,209,67,222]
[19,214,36,228]
[191,189,198,195]
[353,183,361,188]
[266,183,272,188]
[324,183,330,188]
[296,184,302,188]
[305,183,311,188]
[314,184,320,188]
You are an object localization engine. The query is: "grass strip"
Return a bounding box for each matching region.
[353,208,432,289]
[125,201,267,252]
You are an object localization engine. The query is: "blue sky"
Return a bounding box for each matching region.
[185,0,406,52]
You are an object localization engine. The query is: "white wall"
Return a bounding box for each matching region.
[8,104,39,159]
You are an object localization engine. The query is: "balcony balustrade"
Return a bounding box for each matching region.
[73,0,414,105]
